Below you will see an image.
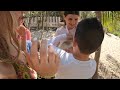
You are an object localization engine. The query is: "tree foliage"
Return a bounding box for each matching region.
[80,11,120,37]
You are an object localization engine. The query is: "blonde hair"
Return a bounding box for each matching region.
[0,11,21,63]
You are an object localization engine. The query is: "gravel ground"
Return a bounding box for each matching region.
[31,30,120,79]
[98,34,120,79]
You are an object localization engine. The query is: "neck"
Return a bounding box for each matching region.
[73,51,90,61]
[66,25,76,31]
[67,27,74,31]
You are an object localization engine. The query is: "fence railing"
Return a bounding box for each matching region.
[24,16,61,30]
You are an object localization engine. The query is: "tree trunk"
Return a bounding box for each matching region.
[92,11,102,79]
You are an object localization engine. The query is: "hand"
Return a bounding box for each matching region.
[26,39,60,78]
[66,33,73,41]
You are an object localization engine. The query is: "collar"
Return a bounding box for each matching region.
[65,25,76,33]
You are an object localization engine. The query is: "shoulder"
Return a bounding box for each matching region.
[56,26,65,32]
[26,28,31,33]
[17,25,26,31]
[55,26,66,36]
[0,62,17,79]
[90,59,96,67]
[19,25,26,29]
[88,59,97,78]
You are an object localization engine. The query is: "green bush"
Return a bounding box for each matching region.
[110,30,120,37]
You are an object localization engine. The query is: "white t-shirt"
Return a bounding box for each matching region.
[48,43,96,79]
[55,25,76,37]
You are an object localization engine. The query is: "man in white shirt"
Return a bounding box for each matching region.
[48,17,104,79]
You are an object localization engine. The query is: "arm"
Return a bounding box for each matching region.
[48,34,67,46]
[55,28,59,36]
[21,35,26,51]
[26,29,32,40]
[48,43,73,65]
[55,27,63,36]
[17,25,27,51]
[26,39,60,79]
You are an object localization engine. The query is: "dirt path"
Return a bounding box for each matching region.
[98,34,120,79]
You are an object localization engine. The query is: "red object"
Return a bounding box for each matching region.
[26,28,31,40]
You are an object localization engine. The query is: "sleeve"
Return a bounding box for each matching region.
[55,27,63,36]
[55,28,59,36]
[48,44,73,65]
[48,34,67,46]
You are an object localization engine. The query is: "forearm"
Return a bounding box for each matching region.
[49,34,67,46]
[20,36,27,51]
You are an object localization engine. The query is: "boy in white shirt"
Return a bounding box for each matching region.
[48,17,104,79]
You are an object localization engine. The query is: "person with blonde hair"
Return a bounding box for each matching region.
[0,11,60,79]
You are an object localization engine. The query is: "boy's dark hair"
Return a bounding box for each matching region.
[75,17,104,54]
[64,11,79,17]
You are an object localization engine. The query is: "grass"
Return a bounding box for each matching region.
[111,30,120,37]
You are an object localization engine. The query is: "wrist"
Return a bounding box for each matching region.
[37,74,55,79]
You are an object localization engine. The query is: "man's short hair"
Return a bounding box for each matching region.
[64,11,79,17]
[75,17,104,54]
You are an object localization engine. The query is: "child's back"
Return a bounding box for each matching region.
[53,48,96,79]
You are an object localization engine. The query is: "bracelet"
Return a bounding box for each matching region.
[37,74,55,79]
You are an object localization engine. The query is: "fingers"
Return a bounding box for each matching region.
[30,40,38,59]
[40,39,48,64]
[30,40,40,71]
[25,51,33,68]
[48,46,55,64]
[55,52,60,66]
[48,45,60,66]
[37,40,41,52]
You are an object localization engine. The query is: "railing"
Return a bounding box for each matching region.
[24,16,61,30]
